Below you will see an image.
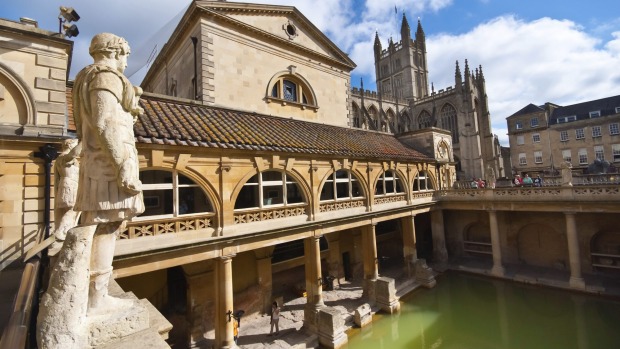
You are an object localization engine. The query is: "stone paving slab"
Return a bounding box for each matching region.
[234,268,421,349]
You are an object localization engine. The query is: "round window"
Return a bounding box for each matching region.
[286,24,296,36]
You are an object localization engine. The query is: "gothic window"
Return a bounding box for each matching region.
[352,103,361,128]
[235,171,305,210]
[320,170,364,201]
[386,109,395,133]
[413,171,434,191]
[401,111,410,132]
[138,170,213,220]
[368,106,379,128]
[268,73,316,107]
[418,110,432,129]
[440,104,459,143]
[375,170,404,196]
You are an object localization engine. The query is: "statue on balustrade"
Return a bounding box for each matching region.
[38,33,145,349]
[561,161,573,187]
[52,138,81,242]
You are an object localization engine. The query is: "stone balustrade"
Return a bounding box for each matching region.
[119,213,215,239]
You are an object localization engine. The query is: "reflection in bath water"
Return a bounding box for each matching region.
[346,272,620,349]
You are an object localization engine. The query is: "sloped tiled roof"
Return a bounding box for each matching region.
[507,103,544,118]
[550,94,620,125]
[134,94,430,161]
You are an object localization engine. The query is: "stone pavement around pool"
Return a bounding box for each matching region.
[233,267,421,349]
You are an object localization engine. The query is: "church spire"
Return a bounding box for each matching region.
[455,60,462,85]
[401,13,411,44]
[415,18,425,45]
[478,64,485,81]
[464,59,470,82]
[373,31,382,57]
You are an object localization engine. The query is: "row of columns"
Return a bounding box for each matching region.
[483,210,585,289]
[208,213,444,348]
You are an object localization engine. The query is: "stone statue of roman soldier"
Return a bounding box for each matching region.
[38,33,145,349]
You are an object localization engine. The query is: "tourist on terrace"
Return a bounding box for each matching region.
[513,175,522,186]
[523,174,533,186]
[268,301,280,336]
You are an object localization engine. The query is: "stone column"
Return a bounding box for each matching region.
[488,210,505,277]
[325,232,343,286]
[431,209,448,266]
[361,223,378,301]
[254,247,274,314]
[304,235,324,331]
[401,215,417,277]
[304,236,324,308]
[256,256,273,314]
[214,255,236,349]
[565,213,586,289]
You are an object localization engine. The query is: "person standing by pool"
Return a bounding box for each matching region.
[268,301,280,336]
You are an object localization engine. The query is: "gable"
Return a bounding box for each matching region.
[196,2,355,70]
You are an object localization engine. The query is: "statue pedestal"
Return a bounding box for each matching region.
[89,281,172,348]
[87,296,149,347]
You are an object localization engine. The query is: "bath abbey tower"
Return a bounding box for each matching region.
[350,15,506,181]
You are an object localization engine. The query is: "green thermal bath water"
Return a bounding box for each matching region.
[346,272,620,349]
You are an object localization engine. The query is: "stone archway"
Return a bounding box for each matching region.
[463,222,492,257]
[590,231,620,275]
[517,223,568,269]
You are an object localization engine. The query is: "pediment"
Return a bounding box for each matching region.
[195,1,356,70]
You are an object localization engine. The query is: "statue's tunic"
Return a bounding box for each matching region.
[73,64,144,224]
[54,157,79,208]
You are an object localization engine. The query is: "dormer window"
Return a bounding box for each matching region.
[530,117,539,127]
[589,110,601,118]
[267,70,317,110]
[615,107,620,114]
[557,115,577,124]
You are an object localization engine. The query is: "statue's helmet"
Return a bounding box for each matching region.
[89,33,130,57]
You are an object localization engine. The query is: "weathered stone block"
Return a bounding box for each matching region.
[35,77,65,91]
[317,306,347,349]
[415,259,437,288]
[375,277,400,314]
[49,68,66,81]
[354,303,372,328]
[36,54,67,69]
[36,100,65,114]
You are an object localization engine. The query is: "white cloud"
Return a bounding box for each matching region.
[427,15,620,145]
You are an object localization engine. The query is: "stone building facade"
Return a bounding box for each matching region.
[506,95,620,175]
[349,15,506,182]
[0,17,73,270]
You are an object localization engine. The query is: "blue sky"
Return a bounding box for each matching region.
[2,0,620,145]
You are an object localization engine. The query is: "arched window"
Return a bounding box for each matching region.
[401,111,410,132]
[413,170,434,191]
[375,170,404,196]
[235,171,305,210]
[386,109,395,133]
[320,170,364,201]
[418,110,432,129]
[352,103,361,128]
[138,170,213,220]
[267,73,316,107]
[440,104,459,144]
[368,106,379,129]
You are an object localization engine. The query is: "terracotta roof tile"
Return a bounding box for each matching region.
[69,89,431,162]
[135,94,431,162]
